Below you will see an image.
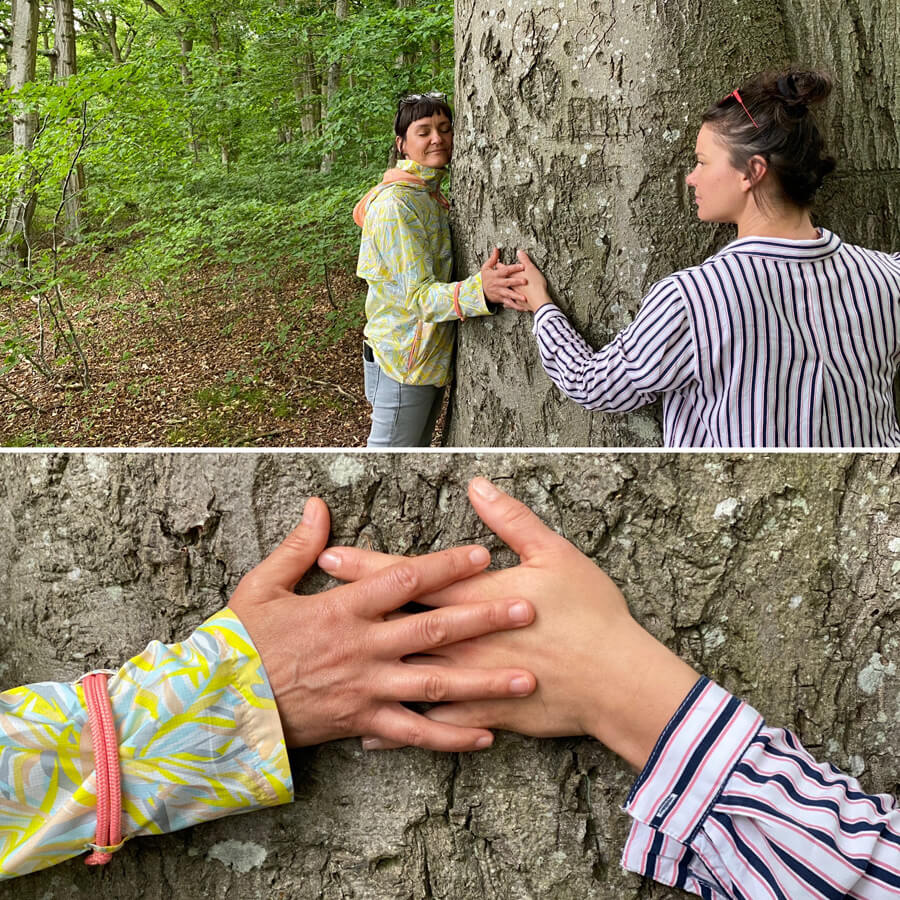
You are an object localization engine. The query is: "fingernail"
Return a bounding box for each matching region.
[475,735,493,749]
[510,676,531,694]
[470,477,500,500]
[319,549,341,569]
[301,498,320,527]
[362,738,384,751]
[509,601,530,623]
[469,546,489,565]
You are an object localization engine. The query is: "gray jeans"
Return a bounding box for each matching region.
[363,356,444,448]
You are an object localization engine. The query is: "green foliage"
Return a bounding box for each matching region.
[0,0,454,396]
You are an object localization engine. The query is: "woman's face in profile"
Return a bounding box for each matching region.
[397,113,453,168]
[685,123,750,224]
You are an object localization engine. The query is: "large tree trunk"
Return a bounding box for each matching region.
[1,452,898,899]
[52,0,83,242]
[446,0,900,447]
[2,0,39,266]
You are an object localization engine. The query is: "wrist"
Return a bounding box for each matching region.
[584,623,700,770]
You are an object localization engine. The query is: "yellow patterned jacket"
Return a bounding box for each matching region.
[0,609,292,879]
[356,159,492,386]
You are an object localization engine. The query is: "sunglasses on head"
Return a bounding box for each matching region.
[398,91,448,106]
[720,89,760,129]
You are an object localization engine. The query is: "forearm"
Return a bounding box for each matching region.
[621,678,900,898]
[0,609,292,880]
[409,270,490,322]
[532,305,656,412]
[532,280,695,412]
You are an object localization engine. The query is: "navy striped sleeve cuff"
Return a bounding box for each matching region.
[531,302,563,333]
[623,678,764,844]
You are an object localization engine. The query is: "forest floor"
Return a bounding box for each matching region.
[0,262,386,448]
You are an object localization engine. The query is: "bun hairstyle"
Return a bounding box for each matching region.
[702,68,837,208]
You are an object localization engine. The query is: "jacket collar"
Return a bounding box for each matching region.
[396,158,447,190]
[712,228,842,263]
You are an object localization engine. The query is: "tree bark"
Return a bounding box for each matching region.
[2,0,39,266]
[294,47,322,143]
[1,452,898,899]
[52,0,83,242]
[446,0,900,447]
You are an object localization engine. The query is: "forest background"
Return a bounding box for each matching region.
[0,0,450,446]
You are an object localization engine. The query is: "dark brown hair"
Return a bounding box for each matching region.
[393,93,453,151]
[702,69,837,208]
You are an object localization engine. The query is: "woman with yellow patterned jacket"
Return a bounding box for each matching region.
[355,93,527,447]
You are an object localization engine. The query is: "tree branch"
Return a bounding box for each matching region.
[143,0,170,17]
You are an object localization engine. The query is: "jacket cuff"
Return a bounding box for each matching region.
[620,678,763,882]
[458,271,490,318]
[112,608,293,837]
[0,608,292,879]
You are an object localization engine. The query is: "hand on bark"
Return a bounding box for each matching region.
[480,247,528,307]
[228,496,538,752]
[317,478,700,770]
[513,250,554,312]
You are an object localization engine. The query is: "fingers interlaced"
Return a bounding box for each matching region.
[366,705,494,753]
[347,545,491,618]
[375,596,533,657]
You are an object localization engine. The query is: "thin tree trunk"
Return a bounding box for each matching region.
[52,0,82,242]
[175,30,200,158]
[396,0,416,67]
[320,0,348,174]
[431,36,440,77]
[2,0,39,266]
[294,48,321,143]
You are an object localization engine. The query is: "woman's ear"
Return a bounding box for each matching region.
[744,154,768,190]
[395,135,405,159]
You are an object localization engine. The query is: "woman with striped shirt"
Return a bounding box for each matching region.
[510,69,900,447]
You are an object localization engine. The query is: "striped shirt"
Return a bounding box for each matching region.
[533,230,900,447]
[622,678,900,899]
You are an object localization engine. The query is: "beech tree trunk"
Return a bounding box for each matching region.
[2,0,39,265]
[320,0,349,174]
[1,452,898,899]
[52,0,83,242]
[294,47,322,152]
[446,0,900,447]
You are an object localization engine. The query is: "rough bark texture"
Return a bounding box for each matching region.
[447,0,900,447]
[1,452,899,899]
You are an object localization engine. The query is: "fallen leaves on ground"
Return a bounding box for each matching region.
[0,262,375,448]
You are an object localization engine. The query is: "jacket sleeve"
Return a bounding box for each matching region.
[621,677,900,899]
[358,190,489,323]
[532,278,697,411]
[0,608,292,880]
